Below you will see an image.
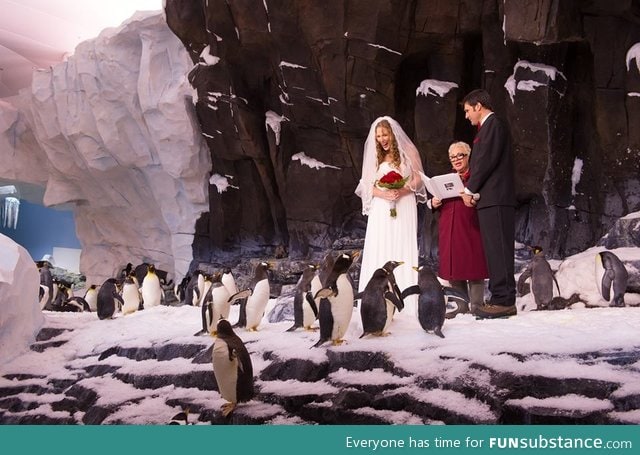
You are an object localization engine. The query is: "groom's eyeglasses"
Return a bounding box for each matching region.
[449,153,469,162]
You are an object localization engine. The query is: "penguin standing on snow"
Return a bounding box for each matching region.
[595,251,629,307]
[38,261,54,310]
[121,274,141,315]
[286,263,319,332]
[97,278,124,320]
[198,272,231,336]
[141,264,163,309]
[84,285,99,312]
[229,262,271,331]
[221,268,239,296]
[403,265,446,338]
[359,260,404,338]
[211,319,255,417]
[517,247,560,310]
[312,251,359,348]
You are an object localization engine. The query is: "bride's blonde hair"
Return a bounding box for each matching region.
[375,120,401,167]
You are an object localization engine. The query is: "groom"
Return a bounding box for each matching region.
[459,89,517,318]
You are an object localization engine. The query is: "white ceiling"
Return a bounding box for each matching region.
[0,0,163,98]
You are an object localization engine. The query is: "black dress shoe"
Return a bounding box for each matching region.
[472,302,517,319]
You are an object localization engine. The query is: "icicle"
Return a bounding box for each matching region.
[4,197,19,229]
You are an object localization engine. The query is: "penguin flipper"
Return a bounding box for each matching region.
[305,292,318,317]
[601,269,615,301]
[313,299,333,348]
[401,285,421,299]
[389,280,405,311]
[384,291,404,312]
[434,327,445,339]
[286,323,301,332]
[228,289,252,304]
[314,288,335,300]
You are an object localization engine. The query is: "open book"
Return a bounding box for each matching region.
[422,173,464,200]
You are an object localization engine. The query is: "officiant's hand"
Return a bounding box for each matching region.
[460,192,476,207]
[431,197,442,208]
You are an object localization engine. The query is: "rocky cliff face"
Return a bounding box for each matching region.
[166,0,640,266]
[0,13,211,285]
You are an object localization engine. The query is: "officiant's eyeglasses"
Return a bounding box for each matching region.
[449,153,469,162]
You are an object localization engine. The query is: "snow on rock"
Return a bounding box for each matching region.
[416,80,458,98]
[0,234,42,364]
[505,60,567,102]
[291,152,340,170]
[265,111,289,146]
[625,42,640,73]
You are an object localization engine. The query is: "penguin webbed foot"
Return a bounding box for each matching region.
[221,402,236,418]
[193,329,207,336]
[304,326,319,332]
[331,339,345,346]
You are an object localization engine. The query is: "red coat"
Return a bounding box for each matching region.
[436,171,489,281]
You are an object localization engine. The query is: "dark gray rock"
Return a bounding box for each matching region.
[260,358,329,382]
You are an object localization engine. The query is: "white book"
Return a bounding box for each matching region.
[422,173,464,200]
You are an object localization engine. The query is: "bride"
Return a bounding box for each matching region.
[355,116,427,313]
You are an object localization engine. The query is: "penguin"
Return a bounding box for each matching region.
[312,251,359,348]
[229,261,271,331]
[134,263,150,287]
[38,261,54,311]
[180,270,201,306]
[221,267,239,296]
[517,247,560,310]
[546,292,584,311]
[51,280,72,311]
[121,274,141,315]
[404,265,446,338]
[169,409,190,425]
[196,271,206,306]
[197,273,231,336]
[38,284,50,310]
[119,262,133,280]
[60,296,90,312]
[84,285,99,312]
[141,264,163,309]
[286,263,319,332]
[359,260,404,338]
[595,251,629,307]
[97,278,124,320]
[211,319,255,417]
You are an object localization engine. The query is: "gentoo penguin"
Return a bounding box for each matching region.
[97,278,124,320]
[595,251,629,307]
[197,271,206,306]
[517,247,560,310]
[405,265,446,338]
[229,261,271,331]
[180,270,201,306]
[51,280,72,311]
[286,264,319,332]
[169,409,190,425]
[221,268,239,296]
[84,285,99,312]
[197,273,231,336]
[141,264,163,309]
[547,292,584,310]
[359,260,404,338]
[211,319,255,417]
[119,262,133,280]
[60,296,90,312]
[121,274,141,315]
[39,262,54,311]
[312,251,359,348]
[305,252,335,327]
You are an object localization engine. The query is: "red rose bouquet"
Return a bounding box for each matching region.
[376,170,408,217]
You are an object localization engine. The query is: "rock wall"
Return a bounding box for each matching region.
[0,12,211,285]
[166,0,640,265]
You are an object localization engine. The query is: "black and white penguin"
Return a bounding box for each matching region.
[595,251,629,307]
[359,260,404,338]
[38,261,54,310]
[60,296,90,312]
[405,265,446,338]
[517,247,560,310]
[211,319,255,417]
[312,251,359,348]
[169,409,190,425]
[229,262,271,331]
[97,278,124,320]
[84,284,99,312]
[121,274,141,315]
[286,264,319,332]
[141,264,163,309]
[221,268,239,296]
[51,280,72,311]
[198,272,231,336]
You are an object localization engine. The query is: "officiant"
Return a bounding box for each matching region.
[430,141,487,316]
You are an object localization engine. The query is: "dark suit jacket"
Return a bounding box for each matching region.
[465,114,516,208]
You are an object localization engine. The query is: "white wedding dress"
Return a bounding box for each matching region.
[358,161,419,314]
